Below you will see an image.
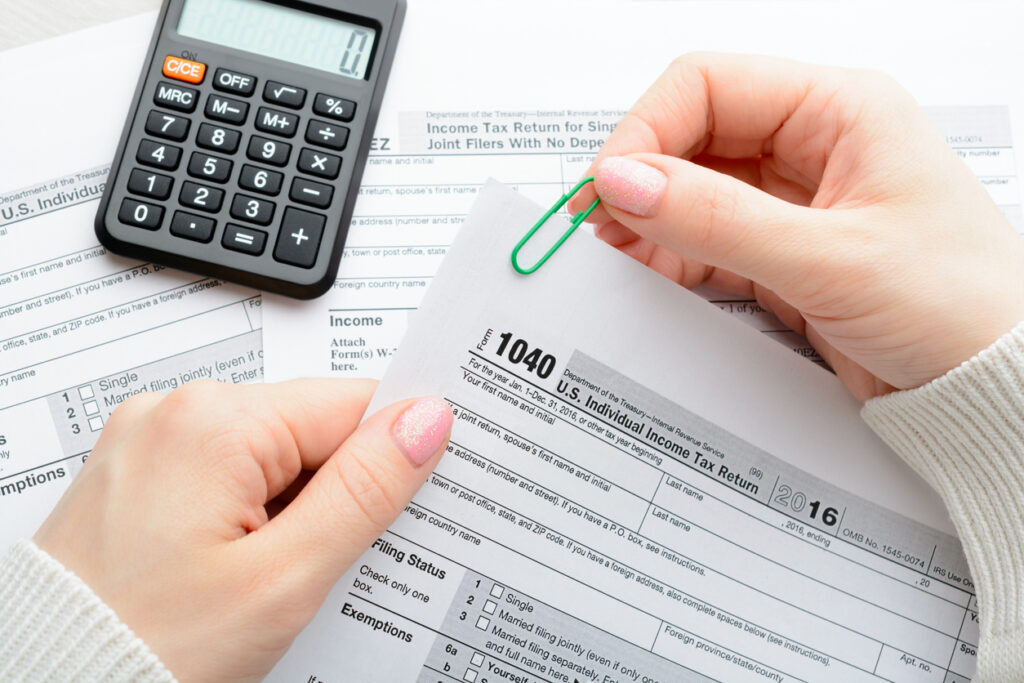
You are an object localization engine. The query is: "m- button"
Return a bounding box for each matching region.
[162,55,206,84]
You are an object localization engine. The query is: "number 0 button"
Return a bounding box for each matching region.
[118,198,164,230]
[230,194,275,226]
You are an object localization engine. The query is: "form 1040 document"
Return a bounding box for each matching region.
[267,182,979,683]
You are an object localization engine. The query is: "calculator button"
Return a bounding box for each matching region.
[230,194,275,226]
[118,198,164,230]
[137,139,182,170]
[127,168,173,200]
[223,224,267,255]
[179,181,224,213]
[247,136,291,166]
[187,152,233,184]
[313,94,356,122]
[213,68,256,96]
[144,110,189,141]
[274,207,325,268]
[255,107,299,138]
[263,81,306,108]
[162,55,206,84]
[306,120,349,150]
[297,148,341,179]
[290,177,334,209]
[170,211,216,243]
[205,94,249,124]
[238,165,283,196]
[196,123,241,153]
[154,81,198,112]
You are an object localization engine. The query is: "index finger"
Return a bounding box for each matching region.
[569,52,824,218]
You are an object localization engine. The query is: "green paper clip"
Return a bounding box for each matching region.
[511,177,601,274]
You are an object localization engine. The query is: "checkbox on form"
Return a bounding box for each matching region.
[475,616,490,631]
[78,385,95,400]
[471,653,484,666]
[489,584,504,599]
[464,669,478,682]
[483,600,497,614]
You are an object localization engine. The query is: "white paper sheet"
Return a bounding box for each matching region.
[262,0,1024,382]
[269,181,978,682]
[0,14,264,549]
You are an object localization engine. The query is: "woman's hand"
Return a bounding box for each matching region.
[33,379,452,682]
[571,53,1024,401]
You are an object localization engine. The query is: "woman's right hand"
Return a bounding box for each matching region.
[571,53,1024,401]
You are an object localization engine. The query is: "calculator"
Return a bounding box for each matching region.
[95,0,405,299]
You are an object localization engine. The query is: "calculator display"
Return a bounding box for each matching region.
[178,0,377,80]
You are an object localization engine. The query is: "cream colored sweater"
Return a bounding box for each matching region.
[1,322,1022,682]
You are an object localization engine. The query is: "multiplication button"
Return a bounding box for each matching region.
[118,198,163,230]
[289,178,333,208]
[223,224,267,255]
[298,148,341,179]
[273,207,324,268]
[170,211,215,243]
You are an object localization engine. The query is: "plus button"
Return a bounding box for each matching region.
[291,228,309,246]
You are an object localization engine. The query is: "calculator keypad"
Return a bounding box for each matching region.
[118,57,358,273]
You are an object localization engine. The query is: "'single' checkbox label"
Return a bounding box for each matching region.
[489,584,504,599]
[483,599,497,614]
[475,616,490,631]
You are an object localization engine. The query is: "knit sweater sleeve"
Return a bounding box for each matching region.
[862,321,1024,682]
[0,539,175,683]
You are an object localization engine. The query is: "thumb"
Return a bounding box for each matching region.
[593,155,839,289]
[252,396,452,591]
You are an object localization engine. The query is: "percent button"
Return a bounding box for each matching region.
[314,93,356,122]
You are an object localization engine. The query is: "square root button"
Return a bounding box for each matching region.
[274,207,325,268]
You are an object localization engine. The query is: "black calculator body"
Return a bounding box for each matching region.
[96,0,405,299]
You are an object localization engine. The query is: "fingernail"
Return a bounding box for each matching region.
[392,397,453,466]
[594,157,667,217]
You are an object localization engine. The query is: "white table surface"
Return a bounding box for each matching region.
[0,0,160,51]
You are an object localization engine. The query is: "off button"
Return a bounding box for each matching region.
[162,55,206,84]
[213,68,257,96]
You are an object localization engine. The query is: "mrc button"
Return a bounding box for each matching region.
[162,55,206,84]
[213,68,256,95]
[153,81,197,112]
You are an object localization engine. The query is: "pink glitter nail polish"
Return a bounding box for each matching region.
[392,397,453,466]
[594,157,668,217]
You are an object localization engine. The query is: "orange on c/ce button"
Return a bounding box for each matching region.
[162,55,206,84]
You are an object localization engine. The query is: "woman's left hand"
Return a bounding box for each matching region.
[34,379,452,682]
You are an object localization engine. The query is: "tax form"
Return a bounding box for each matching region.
[269,182,978,682]
[263,0,1024,381]
[0,15,263,549]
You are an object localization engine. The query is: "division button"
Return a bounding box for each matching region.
[247,135,291,166]
[297,147,341,179]
[222,224,267,255]
[230,194,275,225]
[136,139,182,170]
[179,181,224,212]
[205,94,249,124]
[118,198,164,230]
[313,93,356,122]
[170,211,216,243]
[273,207,325,268]
[305,120,349,150]
[213,67,256,95]
[144,110,190,141]
[289,177,334,208]
[162,55,206,84]
[153,81,198,112]
[196,123,241,153]
[255,107,299,137]
[239,165,283,196]
[127,168,173,200]
[263,81,306,108]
